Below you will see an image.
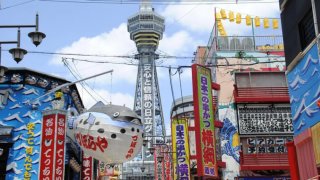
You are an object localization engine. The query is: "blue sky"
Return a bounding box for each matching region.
[0,0,281,134]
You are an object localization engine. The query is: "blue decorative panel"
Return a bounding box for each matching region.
[287,44,320,136]
[0,71,80,180]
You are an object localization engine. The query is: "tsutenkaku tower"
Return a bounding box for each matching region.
[127,0,166,167]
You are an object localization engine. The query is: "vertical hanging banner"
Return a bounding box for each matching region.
[82,153,93,180]
[39,113,56,180]
[54,113,67,180]
[171,118,191,180]
[154,146,164,180]
[191,64,218,178]
[39,110,67,180]
[163,145,172,180]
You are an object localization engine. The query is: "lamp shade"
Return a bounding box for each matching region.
[220,9,227,19]
[246,15,252,26]
[236,13,241,24]
[264,18,269,28]
[272,19,279,29]
[229,11,234,22]
[28,31,46,47]
[255,16,261,27]
[9,47,27,63]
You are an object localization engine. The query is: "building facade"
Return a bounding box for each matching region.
[280,0,320,179]
[233,71,292,180]
[0,68,84,180]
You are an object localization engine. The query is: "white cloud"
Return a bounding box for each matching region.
[161,1,280,34]
[77,85,134,109]
[50,23,138,85]
[157,30,202,79]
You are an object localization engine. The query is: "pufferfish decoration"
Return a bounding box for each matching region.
[67,102,144,164]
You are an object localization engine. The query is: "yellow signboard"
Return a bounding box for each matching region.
[171,118,191,180]
[312,122,320,165]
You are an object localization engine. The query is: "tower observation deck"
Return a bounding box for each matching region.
[124,1,166,178]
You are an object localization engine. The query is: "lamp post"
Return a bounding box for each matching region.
[0,14,46,76]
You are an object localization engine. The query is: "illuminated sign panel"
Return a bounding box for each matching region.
[171,119,191,180]
[192,64,217,177]
[237,104,293,135]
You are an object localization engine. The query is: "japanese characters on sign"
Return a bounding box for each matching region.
[75,133,108,153]
[24,122,35,180]
[54,114,67,180]
[171,119,191,180]
[237,104,293,135]
[39,114,56,180]
[142,64,154,140]
[163,145,172,180]
[245,136,292,154]
[191,64,217,177]
[154,146,164,180]
[126,135,139,159]
[82,154,93,180]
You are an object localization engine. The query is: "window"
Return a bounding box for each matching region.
[299,9,316,50]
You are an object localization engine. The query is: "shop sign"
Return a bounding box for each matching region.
[39,114,56,180]
[192,64,217,177]
[82,154,93,180]
[171,119,191,180]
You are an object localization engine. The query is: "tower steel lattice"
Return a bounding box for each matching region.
[123,0,166,178]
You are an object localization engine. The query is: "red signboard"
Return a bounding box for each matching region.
[54,113,67,180]
[39,114,56,180]
[82,154,93,180]
[192,64,218,178]
[163,146,172,180]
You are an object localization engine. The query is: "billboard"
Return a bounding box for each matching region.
[237,104,293,135]
[192,64,218,177]
[243,136,292,154]
[287,43,320,135]
[171,118,191,180]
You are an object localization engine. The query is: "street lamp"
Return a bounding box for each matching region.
[0,14,46,76]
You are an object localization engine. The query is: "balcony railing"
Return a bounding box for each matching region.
[240,151,290,170]
[216,36,284,52]
[234,85,290,103]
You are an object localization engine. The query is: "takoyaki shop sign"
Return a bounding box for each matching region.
[191,64,218,178]
[171,118,191,180]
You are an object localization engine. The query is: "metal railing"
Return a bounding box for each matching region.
[216,35,284,52]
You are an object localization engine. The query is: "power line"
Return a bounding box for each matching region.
[64,57,285,68]
[62,58,107,104]
[39,0,278,5]
[0,0,35,10]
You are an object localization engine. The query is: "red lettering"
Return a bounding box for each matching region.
[125,136,138,159]
[96,136,108,152]
[130,141,137,148]
[75,133,108,153]
[132,135,138,141]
